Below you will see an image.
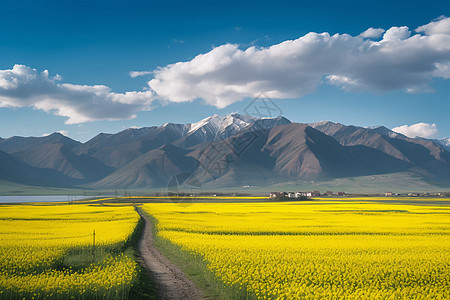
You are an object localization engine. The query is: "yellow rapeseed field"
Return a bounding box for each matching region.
[0,204,139,299]
[143,200,450,299]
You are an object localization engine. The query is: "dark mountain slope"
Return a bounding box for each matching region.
[1,115,449,189]
[311,121,450,179]
[12,143,113,182]
[185,124,410,188]
[90,144,198,188]
[76,124,188,168]
[0,133,81,153]
[0,149,77,186]
[311,122,409,161]
[263,124,409,179]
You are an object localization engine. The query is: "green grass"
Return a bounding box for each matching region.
[2,171,449,197]
[138,207,258,300]
[0,180,174,197]
[264,172,450,194]
[57,215,158,299]
[126,209,158,300]
[0,180,84,195]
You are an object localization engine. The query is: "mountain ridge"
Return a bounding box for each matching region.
[1,114,449,190]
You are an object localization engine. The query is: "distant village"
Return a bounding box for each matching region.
[270,191,448,199]
[270,191,346,199]
[383,192,447,197]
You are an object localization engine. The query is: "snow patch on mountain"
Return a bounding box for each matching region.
[369,126,403,138]
[186,113,255,139]
[187,114,223,135]
[437,137,450,151]
[309,121,346,136]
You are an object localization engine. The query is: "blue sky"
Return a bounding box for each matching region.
[0,0,449,141]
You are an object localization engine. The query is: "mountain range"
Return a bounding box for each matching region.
[1,114,449,190]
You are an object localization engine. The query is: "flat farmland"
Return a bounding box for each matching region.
[0,204,140,299]
[1,198,449,299]
[143,199,450,299]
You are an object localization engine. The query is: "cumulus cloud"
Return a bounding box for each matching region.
[148,17,450,107]
[382,26,411,41]
[0,65,155,124]
[359,27,385,39]
[416,16,450,35]
[392,123,438,138]
[3,17,450,123]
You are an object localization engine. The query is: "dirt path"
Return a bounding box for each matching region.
[136,208,204,300]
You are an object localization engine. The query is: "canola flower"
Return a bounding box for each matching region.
[0,204,139,299]
[144,200,450,299]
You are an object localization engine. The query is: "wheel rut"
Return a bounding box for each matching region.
[136,208,204,300]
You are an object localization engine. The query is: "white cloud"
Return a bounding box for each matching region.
[359,27,385,39]
[433,62,450,78]
[0,65,155,124]
[416,16,450,35]
[392,123,438,138]
[382,26,411,41]
[129,71,153,78]
[148,17,450,108]
[3,17,450,123]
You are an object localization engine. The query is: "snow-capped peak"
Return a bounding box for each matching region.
[186,113,253,137]
[183,113,289,142]
[309,121,344,135]
[217,114,255,137]
[431,137,450,152]
[311,120,333,126]
[187,114,223,135]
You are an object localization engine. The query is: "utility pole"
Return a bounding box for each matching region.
[93,230,96,261]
